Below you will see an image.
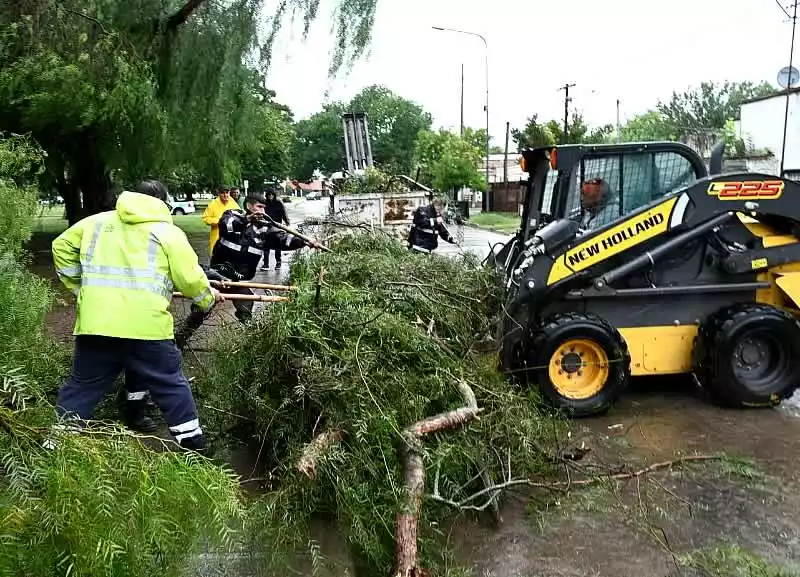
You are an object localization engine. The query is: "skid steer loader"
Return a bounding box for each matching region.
[494,140,800,417]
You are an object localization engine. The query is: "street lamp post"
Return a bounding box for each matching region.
[432,26,490,211]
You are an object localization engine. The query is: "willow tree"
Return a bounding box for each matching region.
[0,0,378,223]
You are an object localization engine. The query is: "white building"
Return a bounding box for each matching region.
[739,88,800,177]
[480,153,526,184]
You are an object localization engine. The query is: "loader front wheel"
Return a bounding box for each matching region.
[694,303,800,408]
[529,313,630,417]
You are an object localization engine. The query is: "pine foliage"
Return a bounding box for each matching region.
[201,233,565,574]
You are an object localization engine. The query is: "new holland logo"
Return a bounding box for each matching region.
[567,213,665,267]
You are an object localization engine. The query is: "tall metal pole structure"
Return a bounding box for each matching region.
[781,0,799,177]
[433,26,490,211]
[558,83,576,144]
[460,63,465,137]
[616,99,621,143]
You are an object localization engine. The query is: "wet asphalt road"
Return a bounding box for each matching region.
[284,197,512,263]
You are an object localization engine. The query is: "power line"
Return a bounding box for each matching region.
[775,0,791,20]
[780,0,798,175]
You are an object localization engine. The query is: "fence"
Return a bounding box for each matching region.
[490,181,526,213]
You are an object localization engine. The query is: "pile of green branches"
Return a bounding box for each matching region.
[201,232,565,575]
[0,367,244,577]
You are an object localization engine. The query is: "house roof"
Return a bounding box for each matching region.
[741,87,800,105]
[292,180,324,191]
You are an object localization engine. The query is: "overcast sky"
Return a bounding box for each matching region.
[264,0,796,146]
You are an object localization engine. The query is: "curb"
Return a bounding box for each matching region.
[463,222,517,235]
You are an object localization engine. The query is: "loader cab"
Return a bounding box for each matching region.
[491,141,711,279]
[520,141,709,239]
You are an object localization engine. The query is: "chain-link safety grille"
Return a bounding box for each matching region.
[560,150,697,232]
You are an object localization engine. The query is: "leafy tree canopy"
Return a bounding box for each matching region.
[511,112,613,151]
[293,84,432,180]
[620,80,778,153]
[0,0,379,223]
[412,127,487,194]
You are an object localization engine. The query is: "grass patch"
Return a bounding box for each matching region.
[32,206,208,238]
[468,211,519,233]
[678,543,800,577]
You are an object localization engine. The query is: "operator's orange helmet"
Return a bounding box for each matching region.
[580,178,608,210]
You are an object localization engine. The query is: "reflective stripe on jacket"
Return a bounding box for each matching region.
[202,197,241,256]
[52,191,215,340]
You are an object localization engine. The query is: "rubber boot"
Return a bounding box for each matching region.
[118,387,158,433]
[122,400,158,433]
[179,433,209,456]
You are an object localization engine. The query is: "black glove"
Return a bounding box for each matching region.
[205,267,227,282]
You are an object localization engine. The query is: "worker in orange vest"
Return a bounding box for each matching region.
[202,187,240,256]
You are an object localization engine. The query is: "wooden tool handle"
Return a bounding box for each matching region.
[172,292,289,303]
[258,215,331,252]
[210,280,298,291]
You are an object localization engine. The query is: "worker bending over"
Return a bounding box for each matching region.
[407,197,457,253]
[52,180,224,453]
[173,193,308,346]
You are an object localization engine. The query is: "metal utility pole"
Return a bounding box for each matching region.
[503,121,510,184]
[460,63,465,137]
[616,99,621,143]
[558,83,576,144]
[432,26,490,210]
[781,0,799,176]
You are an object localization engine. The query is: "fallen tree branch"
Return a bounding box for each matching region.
[429,454,722,512]
[394,381,481,577]
[296,429,343,480]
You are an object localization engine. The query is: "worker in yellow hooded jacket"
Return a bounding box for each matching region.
[52,179,224,454]
[202,187,240,256]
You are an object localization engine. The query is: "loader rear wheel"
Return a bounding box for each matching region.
[528,313,631,417]
[694,303,800,408]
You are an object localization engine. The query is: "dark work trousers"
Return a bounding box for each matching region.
[262,248,282,268]
[56,335,204,448]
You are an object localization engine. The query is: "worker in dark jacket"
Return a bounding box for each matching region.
[407,198,457,253]
[261,189,290,270]
[173,193,309,349]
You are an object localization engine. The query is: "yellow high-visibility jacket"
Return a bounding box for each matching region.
[202,196,240,256]
[52,191,215,340]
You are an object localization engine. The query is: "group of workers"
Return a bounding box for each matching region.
[51,180,311,454]
[50,178,460,454]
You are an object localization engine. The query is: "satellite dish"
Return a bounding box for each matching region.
[778,66,800,89]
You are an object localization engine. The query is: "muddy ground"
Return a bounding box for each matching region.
[27,230,800,577]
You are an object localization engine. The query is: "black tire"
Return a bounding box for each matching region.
[173,208,185,216]
[693,303,800,408]
[526,312,631,417]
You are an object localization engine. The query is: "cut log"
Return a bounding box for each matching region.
[393,381,481,577]
[297,429,343,480]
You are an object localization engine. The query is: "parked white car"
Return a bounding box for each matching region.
[167,194,196,215]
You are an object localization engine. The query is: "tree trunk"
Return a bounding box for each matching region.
[73,139,113,220]
[59,176,82,226]
[49,154,82,226]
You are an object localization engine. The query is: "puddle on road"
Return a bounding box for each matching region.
[778,389,800,419]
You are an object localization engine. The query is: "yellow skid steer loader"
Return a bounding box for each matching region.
[492,140,800,416]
